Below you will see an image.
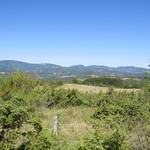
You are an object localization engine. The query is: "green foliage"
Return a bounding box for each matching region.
[31,116,43,134]
[0,97,29,130]
[46,89,83,107]
[93,90,150,131]
[72,78,79,84]
[24,130,66,150]
[103,130,127,150]
[0,72,150,149]
[81,77,148,89]
[83,77,123,88]
[76,130,127,150]
[0,72,39,102]
[76,132,104,150]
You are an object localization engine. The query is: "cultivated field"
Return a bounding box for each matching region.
[62,83,141,93]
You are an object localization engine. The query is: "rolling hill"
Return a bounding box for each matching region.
[0,60,149,78]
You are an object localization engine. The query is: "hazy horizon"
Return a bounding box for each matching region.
[0,0,150,68]
[0,59,149,68]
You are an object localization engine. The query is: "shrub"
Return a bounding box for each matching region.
[76,131,104,150]
[103,130,127,150]
[25,130,67,150]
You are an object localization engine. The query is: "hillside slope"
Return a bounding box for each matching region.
[0,60,149,78]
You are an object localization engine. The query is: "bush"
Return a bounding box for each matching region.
[76,130,128,150]
[103,130,127,150]
[76,132,104,150]
[25,131,67,150]
[0,97,30,130]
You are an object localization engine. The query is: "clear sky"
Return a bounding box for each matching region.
[0,0,150,67]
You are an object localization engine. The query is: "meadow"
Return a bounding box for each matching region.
[62,84,141,93]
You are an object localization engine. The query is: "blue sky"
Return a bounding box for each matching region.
[0,0,150,67]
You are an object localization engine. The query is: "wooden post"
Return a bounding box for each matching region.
[53,115,58,136]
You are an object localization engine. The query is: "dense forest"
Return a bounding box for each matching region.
[0,72,150,149]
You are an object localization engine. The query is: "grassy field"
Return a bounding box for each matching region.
[36,106,96,145]
[61,83,141,93]
[36,105,146,148]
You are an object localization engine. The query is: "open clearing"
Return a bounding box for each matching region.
[37,106,96,145]
[62,84,141,93]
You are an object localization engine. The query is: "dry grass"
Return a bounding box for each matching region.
[36,106,116,145]
[61,84,141,93]
[37,106,96,143]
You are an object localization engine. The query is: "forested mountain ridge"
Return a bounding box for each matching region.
[0,60,149,78]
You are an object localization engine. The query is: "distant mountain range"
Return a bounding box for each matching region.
[0,60,149,78]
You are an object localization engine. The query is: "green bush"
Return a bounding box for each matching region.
[103,130,127,150]
[76,130,128,150]
[24,131,67,150]
[76,132,104,150]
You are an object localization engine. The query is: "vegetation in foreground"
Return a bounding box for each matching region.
[0,72,150,150]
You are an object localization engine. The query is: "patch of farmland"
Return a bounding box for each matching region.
[62,84,141,93]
